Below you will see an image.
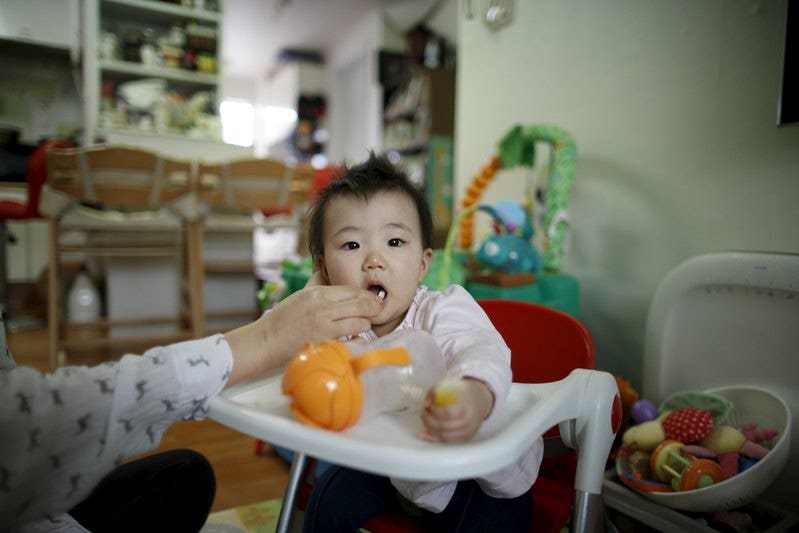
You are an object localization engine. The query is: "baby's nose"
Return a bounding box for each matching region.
[363,252,385,269]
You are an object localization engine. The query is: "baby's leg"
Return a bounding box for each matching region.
[301,465,400,532]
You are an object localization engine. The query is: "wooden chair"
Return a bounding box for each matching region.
[41,144,197,368]
[190,157,314,332]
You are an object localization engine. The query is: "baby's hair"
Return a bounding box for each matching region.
[308,151,433,262]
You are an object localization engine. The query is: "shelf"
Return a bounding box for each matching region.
[100,58,218,85]
[384,142,428,157]
[204,260,255,274]
[57,244,182,256]
[102,0,221,23]
[84,0,224,145]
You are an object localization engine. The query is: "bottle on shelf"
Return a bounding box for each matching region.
[66,268,102,323]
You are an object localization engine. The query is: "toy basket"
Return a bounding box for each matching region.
[617,385,791,512]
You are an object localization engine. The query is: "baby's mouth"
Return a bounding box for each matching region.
[368,283,387,301]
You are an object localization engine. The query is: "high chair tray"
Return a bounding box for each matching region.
[209,372,565,480]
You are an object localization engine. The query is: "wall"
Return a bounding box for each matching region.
[456,0,799,389]
[326,9,386,164]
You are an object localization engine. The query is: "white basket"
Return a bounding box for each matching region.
[621,385,791,512]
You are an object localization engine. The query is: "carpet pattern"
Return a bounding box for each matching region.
[201,499,283,533]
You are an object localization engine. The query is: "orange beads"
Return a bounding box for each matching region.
[459,155,501,250]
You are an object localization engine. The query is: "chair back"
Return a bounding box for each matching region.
[477,299,595,384]
[196,157,314,212]
[45,144,191,209]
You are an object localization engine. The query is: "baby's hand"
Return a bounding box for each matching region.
[420,378,494,443]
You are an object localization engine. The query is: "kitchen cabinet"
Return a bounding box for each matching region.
[0,0,79,52]
[82,0,224,145]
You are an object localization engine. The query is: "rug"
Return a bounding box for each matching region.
[201,499,283,533]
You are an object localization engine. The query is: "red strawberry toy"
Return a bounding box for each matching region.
[662,407,714,443]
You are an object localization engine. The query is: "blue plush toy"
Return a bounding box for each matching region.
[474,202,541,274]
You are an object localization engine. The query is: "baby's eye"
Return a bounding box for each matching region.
[388,238,404,247]
[342,241,359,250]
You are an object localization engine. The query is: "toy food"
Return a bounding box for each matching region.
[661,407,714,443]
[433,378,467,406]
[659,389,732,423]
[616,388,783,503]
[630,399,658,424]
[700,424,746,455]
[622,419,666,451]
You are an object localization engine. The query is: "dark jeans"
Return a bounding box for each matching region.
[69,449,215,533]
[302,465,532,533]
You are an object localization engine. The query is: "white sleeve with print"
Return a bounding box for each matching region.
[0,334,233,529]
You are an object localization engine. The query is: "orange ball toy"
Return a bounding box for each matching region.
[282,340,411,431]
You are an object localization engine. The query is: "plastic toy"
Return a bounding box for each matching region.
[699,424,746,454]
[282,330,446,431]
[661,407,714,443]
[616,383,784,503]
[650,439,725,491]
[474,204,541,274]
[622,419,666,451]
[630,399,658,424]
[459,124,576,273]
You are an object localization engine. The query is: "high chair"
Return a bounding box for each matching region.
[41,144,195,368]
[357,299,597,533]
[192,157,314,332]
[209,298,621,533]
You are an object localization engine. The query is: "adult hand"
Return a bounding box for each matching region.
[420,378,495,443]
[224,285,380,386]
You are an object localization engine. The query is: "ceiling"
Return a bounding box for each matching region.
[221,0,448,82]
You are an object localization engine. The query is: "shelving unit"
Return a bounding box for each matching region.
[381,64,455,247]
[382,67,455,156]
[82,0,223,146]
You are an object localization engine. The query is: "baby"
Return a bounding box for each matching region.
[301,152,542,532]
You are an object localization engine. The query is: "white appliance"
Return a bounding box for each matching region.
[604,251,799,530]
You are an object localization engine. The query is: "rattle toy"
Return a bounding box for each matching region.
[650,440,725,491]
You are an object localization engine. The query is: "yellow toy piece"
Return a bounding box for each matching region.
[622,419,666,451]
[700,424,746,455]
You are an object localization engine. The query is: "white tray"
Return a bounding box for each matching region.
[209,368,618,483]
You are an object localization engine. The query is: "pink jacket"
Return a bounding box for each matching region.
[350,284,543,513]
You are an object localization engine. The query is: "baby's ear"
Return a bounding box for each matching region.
[418,248,434,281]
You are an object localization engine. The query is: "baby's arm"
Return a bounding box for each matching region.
[420,377,494,443]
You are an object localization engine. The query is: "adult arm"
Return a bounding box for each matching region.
[0,284,380,528]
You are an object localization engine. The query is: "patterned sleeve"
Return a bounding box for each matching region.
[0,334,233,528]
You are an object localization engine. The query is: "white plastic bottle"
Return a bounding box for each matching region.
[282,329,447,430]
[67,269,101,323]
[357,329,446,422]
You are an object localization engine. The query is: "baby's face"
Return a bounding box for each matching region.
[319,190,432,337]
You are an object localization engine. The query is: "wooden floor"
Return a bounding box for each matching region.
[7,326,291,512]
